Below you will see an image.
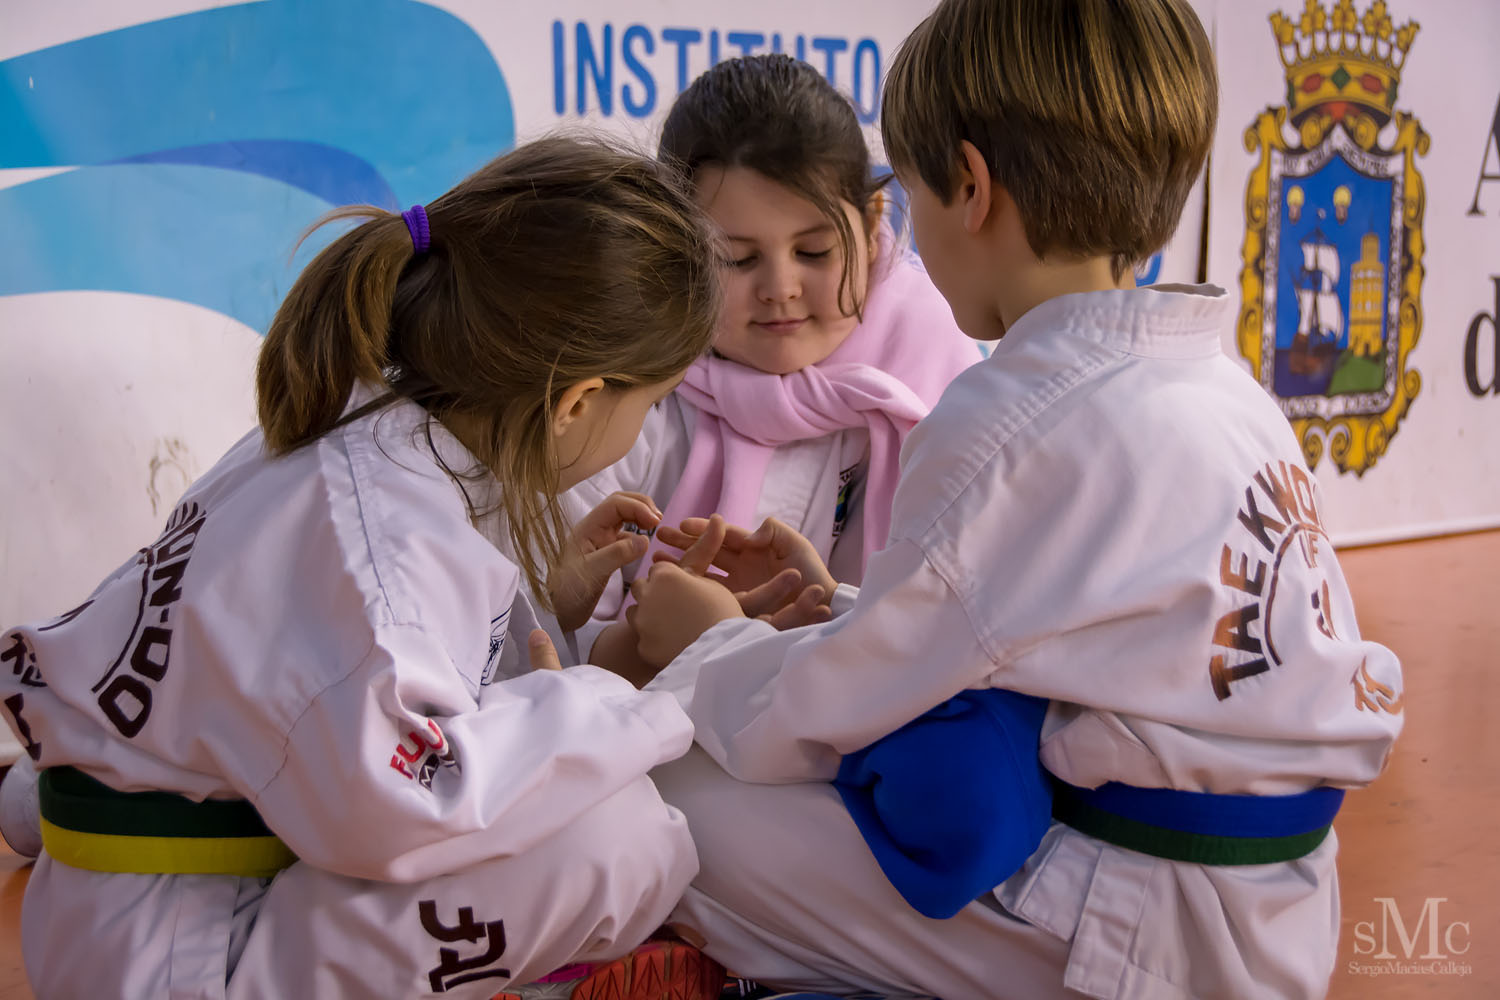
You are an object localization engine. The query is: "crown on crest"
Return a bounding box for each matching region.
[1269,0,1418,126]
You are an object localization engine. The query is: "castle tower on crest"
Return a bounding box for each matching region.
[1348,232,1385,358]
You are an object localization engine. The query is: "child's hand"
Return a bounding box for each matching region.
[628,516,746,667]
[723,564,833,632]
[527,629,562,671]
[755,581,835,632]
[587,620,660,689]
[656,515,838,611]
[549,491,661,632]
[629,564,744,666]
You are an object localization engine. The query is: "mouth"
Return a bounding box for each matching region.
[753,318,808,334]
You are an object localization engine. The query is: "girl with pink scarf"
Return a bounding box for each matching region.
[573,55,979,676]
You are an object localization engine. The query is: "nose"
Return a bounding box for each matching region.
[755,255,801,305]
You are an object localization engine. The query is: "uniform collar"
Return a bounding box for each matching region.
[997,283,1233,360]
[343,381,492,499]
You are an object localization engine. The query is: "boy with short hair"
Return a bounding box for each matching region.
[629,1,1405,997]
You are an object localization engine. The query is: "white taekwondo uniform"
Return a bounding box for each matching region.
[647,285,1405,1000]
[0,390,697,999]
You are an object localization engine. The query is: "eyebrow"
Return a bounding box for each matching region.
[724,223,836,243]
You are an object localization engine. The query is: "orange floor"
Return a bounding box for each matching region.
[1323,529,1498,999]
[0,530,1494,999]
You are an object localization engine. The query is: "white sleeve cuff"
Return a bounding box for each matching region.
[830,582,860,618]
[563,663,694,758]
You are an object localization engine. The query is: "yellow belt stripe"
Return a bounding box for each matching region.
[40,818,296,878]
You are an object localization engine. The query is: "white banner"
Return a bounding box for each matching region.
[1206,0,1500,544]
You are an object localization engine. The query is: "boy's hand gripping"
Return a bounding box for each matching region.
[632,516,834,668]
[548,491,661,633]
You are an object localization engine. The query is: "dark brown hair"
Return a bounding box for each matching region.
[659,53,888,315]
[882,0,1217,279]
[256,134,720,601]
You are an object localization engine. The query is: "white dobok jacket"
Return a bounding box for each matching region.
[651,285,1405,999]
[0,392,693,883]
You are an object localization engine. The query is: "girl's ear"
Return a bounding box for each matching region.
[864,191,886,258]
[551,377,608,438]
[955,140,994,235]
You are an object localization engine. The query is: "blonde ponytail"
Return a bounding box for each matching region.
[256,209,415,453]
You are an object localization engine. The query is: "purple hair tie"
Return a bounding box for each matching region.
[402,204,430,255]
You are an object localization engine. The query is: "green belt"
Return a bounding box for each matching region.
[38,766,296,878]
[1051,778,1341,866]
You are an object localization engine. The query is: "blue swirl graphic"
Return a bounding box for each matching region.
[0,0,515,333]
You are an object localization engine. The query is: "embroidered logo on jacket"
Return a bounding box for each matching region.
[1237,0,1426,475]
[85,501,208,738]
[480,610,509,687]
[389,718,457,789]
[1209,462,1348,700]
[832,464,859,539]
[418,899,510,993]
[0,633,45,761]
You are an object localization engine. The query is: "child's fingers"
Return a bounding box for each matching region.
[612,490,660,512]
[649,549,728,582]
[674,516,753,550]
[598,492,662,532]
[748,516,799,557]
[528,629,562,670]
[746,517,779,545]
[735,568,802,618]
[655,527,740,578]
[795,584,828,615]
[640,559,730,590]
[583,533,649,579]
[630,559,676,606]
[677,514,727,576]
[650,548,723,573]
[654,522,700,551]
[761,584,832,631]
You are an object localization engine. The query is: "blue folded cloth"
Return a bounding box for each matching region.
[834,688,1052,920]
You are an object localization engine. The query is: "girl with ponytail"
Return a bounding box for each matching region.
[0,135,728,999]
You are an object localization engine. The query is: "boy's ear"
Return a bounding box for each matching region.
[955,140,994,235]
[552,377,608,438]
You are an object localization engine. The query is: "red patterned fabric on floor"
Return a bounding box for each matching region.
[493,938,724,1000]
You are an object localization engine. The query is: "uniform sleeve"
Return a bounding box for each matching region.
[252,621,692,882]
[648,537,993,783]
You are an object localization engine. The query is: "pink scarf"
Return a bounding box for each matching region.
[644,233,979,583]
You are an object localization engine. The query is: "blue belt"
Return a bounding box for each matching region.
[1051,778,1344,865]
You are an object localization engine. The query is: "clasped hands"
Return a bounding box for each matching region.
[546,492,836,686]
[629,513,837,667]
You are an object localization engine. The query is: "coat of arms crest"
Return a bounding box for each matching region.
[1237,0,1427,475]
